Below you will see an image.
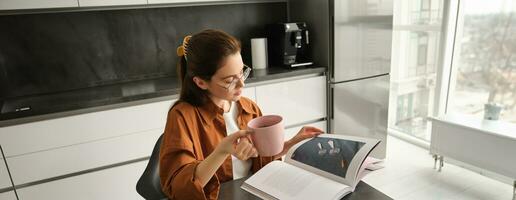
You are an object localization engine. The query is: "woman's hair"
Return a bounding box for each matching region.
[176,29,241,107]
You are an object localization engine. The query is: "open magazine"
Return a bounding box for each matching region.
[241,134,381,200]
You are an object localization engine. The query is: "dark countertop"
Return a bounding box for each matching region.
[219,176,393,200]
[0,66,326,127]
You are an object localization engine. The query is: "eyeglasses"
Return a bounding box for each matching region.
[220,65,252,91]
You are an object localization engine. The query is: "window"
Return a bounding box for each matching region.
[389,0,443,141]
[448,0,516,123]
[417,34,429,67]
[390,0,516,142]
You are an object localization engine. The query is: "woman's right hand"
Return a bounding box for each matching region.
[214,130,258,160]
[196,130,257,187]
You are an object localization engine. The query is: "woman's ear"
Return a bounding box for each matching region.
[193,76,209,90]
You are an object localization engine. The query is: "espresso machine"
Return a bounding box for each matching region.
[267,22,313,68]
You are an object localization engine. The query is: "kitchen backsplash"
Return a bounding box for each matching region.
[0,2,287,100]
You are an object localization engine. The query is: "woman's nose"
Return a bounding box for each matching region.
[236,77,245,88]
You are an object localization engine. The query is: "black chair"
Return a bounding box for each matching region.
[136,134,169,200]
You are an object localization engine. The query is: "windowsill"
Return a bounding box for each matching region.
[429,114,516,141]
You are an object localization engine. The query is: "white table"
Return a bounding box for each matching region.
[429,114,516,199]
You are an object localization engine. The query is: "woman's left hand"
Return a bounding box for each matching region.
[274,126,324,159]
[291,126,324,144]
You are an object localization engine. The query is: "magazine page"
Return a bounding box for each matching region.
[242,160,350,200]
[352,157,382,191]
[284,134,380,187]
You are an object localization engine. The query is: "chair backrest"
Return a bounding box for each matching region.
[136,134,169,200]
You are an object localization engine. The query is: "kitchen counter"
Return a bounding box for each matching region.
[0,66,326,127]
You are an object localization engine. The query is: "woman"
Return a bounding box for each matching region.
[159,29,323,200]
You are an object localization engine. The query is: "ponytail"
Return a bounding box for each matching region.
[177,56,187,86]
[174,52,207,107]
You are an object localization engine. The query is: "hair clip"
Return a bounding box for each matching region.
[176,45,185,57]
[176,35,192,60]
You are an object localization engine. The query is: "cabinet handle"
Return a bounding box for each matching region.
[0,145,20,200]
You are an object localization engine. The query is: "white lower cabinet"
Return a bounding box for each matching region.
[256,76,326,127]
[0,99,174,158]
[0,158,11,192]
[284,120,327,142]
[0,191,16,200]
[0,98,175,199]
[17,160,147,200]
[8,130,162,186]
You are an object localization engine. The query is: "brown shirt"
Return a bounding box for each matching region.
[159,97,276,200]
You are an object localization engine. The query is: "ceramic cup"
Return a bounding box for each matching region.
[247,115,284,156]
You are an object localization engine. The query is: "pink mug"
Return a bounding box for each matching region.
[247,115,284,156]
